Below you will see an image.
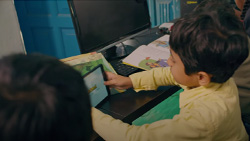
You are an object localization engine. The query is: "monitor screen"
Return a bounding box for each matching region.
[68,0,151,53]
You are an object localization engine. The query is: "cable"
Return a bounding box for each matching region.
[121,42,128,55]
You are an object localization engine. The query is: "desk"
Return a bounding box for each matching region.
[92,86,180,140]
[92,26,178,140]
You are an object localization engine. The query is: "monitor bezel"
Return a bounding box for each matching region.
[68,0,151,54]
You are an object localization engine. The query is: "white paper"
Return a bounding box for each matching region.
[123,35,171,70]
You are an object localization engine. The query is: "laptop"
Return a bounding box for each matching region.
[83,64,110,107]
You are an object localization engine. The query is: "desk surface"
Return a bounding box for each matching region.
[100,86,180,123]
[92,86,180,141]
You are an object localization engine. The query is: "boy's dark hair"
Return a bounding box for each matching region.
[194,0,235,14]
[0,54,92,141]
[170,4,249,83]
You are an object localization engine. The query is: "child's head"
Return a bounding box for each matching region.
[0,54,92,141]
[168,7,249,85]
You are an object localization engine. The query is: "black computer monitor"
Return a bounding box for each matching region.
[68,0,151,54]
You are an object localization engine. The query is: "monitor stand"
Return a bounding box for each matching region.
[102,45,135,61]
[101,46,116,61]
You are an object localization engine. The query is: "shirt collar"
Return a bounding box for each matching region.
[179,81,223,108]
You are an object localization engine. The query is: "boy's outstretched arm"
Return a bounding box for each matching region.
[104,72,133,90]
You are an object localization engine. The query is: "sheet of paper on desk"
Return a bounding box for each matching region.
[61,52,124,94]
[123,35,170,70]
[159,22,174,29]
[148,34,170,49]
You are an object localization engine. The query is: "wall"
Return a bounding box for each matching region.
[0,0,25,57]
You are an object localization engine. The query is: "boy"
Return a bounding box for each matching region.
[92,5,249,141]
[196,0,250,134]
[0,54,92,141]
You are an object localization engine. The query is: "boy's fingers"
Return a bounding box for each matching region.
[105,71,116,80]
[104,79,116,86]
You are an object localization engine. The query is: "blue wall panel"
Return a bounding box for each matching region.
[32,27,56,56]
[15,0,175,58]
[61,28,80,57]
[15,0,80,59]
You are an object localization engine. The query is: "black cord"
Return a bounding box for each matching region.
[120,42,128,55]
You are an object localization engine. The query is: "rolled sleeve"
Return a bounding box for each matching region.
[129,67,178,92]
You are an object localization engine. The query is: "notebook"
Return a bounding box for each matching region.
[83,64,110,107]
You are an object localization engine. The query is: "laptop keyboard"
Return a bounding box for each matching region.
[111,59,141,76]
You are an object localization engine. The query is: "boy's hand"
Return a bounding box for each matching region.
[104,72,133,90]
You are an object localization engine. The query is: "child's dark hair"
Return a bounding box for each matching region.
[170,8,249,83]
[0,54,92,141]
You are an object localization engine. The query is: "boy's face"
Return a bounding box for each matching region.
[167,49,200,88]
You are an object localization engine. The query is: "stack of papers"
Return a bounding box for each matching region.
[122,35,171,70]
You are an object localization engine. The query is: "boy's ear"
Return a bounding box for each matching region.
[197,72,212,86]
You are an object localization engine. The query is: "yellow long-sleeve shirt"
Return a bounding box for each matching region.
[92,67,248,141]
